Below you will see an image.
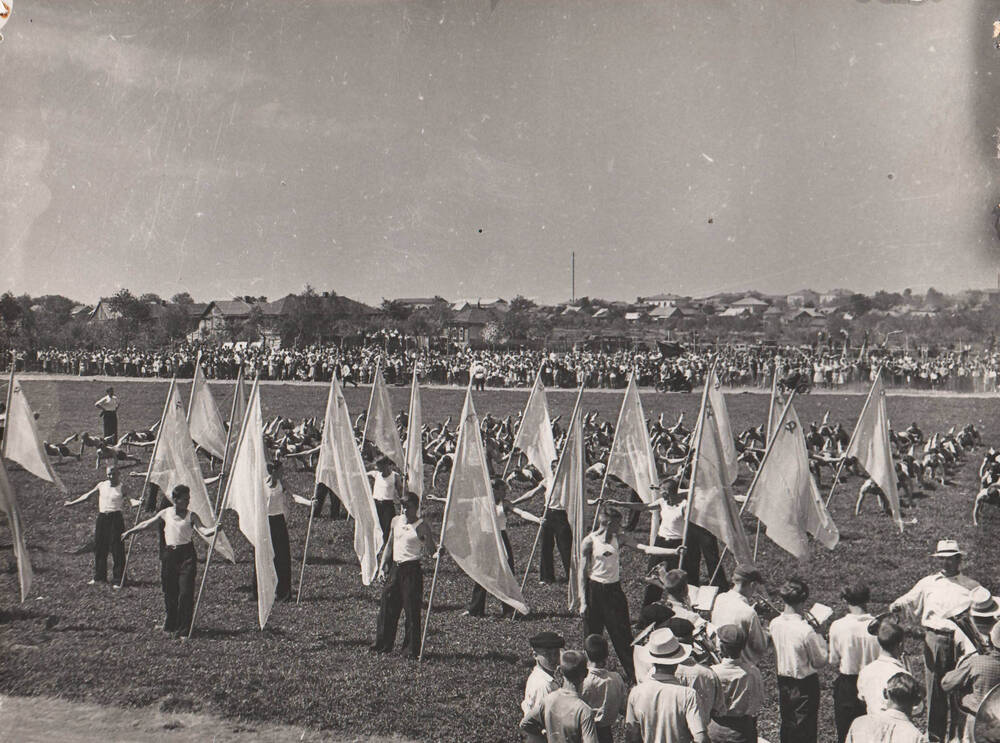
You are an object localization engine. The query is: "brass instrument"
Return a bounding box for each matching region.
[951,608,990,656]
[973,682,1000,742]
[752,591,782,621]
[691,621,722,665]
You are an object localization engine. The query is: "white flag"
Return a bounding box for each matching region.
[2,376,65,492]
[550,396,585,612]
[315,376,383,584]
[366,362,404,470]
[441,388,529,615]
[706,367,738,484]
[605,374,660,504]
[187,363,228,462]
[510,371,557,485]
[747,402,839,560]
[404,369,424,498]
[0,458,32,601]
[845,370,904,532]
[150,381,235,562]
[221,379,276,629]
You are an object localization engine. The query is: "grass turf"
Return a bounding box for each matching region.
[1,378,998,742]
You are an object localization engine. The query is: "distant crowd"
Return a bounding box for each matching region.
[7,340,1000,393]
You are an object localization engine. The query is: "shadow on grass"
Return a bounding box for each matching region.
[0,607,55,623]
[422,650,519,664]
[192,626,288,640]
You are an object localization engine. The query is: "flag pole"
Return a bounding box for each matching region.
[2,352,15,458]
[189,370,257,637]
[419,377,473,661]
[296,372,334,604]
[825,366,881,508]
[754,372,781,560]
[360,358,380,454]
[212,365,242,515]
[185,351,202,421]
[708,391,797,583]
[591,371,633,531]
[118,376,177,588]
[402,365,418,496]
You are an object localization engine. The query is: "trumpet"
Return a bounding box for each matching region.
[692,623,722,665]
[752,591,782,620]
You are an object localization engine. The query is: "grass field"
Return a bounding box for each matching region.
[1,378,998,742]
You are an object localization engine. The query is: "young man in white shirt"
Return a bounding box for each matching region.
[64,466,136,587]
[846,672,929,743]
[521,650,600,743]
[829,582,881,743]
[94,386,119,440]
[581,634,628,743]
[369,456,401,545]
[857,619,913,715]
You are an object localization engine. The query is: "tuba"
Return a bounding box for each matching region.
[951,608,991,657]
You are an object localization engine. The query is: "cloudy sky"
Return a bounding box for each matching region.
[2,0,999,305]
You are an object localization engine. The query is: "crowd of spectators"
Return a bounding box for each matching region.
[8,341,1000,394]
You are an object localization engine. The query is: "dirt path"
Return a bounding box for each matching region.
[0,695,416,743]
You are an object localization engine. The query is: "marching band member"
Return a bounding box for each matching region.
[890,539,982,742]
[769,577,828,743]
[711,565,770,666]
[828,582,881,743]
[942,618,1000,743]
[709,624,765,743]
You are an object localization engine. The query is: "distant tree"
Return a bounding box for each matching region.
[846,293,873,317]
[380,299,412,323]
[925,287,945,308]
[171,292,195,305]
[139,293,163,305]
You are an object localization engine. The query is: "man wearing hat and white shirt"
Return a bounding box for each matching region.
[891,539,982,742]
[624,628,708,743]
[856,618,913,714]
[521,649,600,743]
[711,564,770,666]
[522,631,565,720]
[942,613,1000,742]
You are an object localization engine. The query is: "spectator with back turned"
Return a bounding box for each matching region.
[828,582,881,743]
[709,624,765,743]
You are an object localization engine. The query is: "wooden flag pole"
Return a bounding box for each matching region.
[296,373,335,604]
[185,351,202,421]
[2,352,15,458]
[591,372,632,531]
[824,366,881,508]
[753,372,781,561]
[419,377,473,661]
[118,376,177,588]
[708,391,797,585]
[188,370,257,638]
[679,361,716,554]
[212,365,242,516]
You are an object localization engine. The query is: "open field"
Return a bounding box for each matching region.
[1,378,999,742]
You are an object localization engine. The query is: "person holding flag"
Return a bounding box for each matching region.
[371,492,435,658]
[255,458,313,602]
[369,456,402,544]
[64,466,138,586]
[121,484,216,637]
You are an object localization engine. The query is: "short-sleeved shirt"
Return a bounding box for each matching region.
[769,613,828,679]
[711,590,769,665]
[391,515,424,563]
[95,394,119,412]
[581,668,627,728]
[522,665,558,716]
[857,653,911,712]
[97,481,125,513]
[829,613,881,675]
[520,688,599,743]
[674,661,724,727]
[710,657,764,717]
[625,674,706,743]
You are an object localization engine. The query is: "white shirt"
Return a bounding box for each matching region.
[829,613,881,675]
[711,590,769,665]
[266,480,288,517]
[587,532,620,584]
[857,653,911,712]
[392,515,424,563]
[495,502,507,532]
[95,394,119,412]
[371,471,399,503]
[657,501,686,540]
[769,612,828,679]
[161,507,194,546]
[97,480,125,513]
[891,572,981,631]
[522,664,558,716]
[845,709,928,743]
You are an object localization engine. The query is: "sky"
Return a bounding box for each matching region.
[2,0,1000,306]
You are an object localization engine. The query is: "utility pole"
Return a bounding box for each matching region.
[571,251,576,303]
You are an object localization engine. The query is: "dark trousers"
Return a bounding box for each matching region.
[540,509,572,582]
[596,726,614,743]
[832,673,864,743]
[374,560,423,657]
[161,543,197,633]
[642,536,681,606]
[313,482,345,519]
[584,580,636,684]
[94,511,126,584]
[472,377,485,391]
[468,531,515,616]
[375,500,396,545]
[101,410,118,440]
[253,515,292,600]
[777,674,820,743]
[684,524,731,590]
[708,715,758,743]
[924,630,956,742]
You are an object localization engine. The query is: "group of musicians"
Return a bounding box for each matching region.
[524,530,1000,743]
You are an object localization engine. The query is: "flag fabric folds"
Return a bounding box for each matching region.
[0,458,33,601]
[706,367,738,484]
[845,370,904,532]
[550,395,586,612]
[2,377,65,492]
[366,363,405,470]
[747,402,839,560]
[689,406,755,566]
[187,363,228,462]
[149,381,235,562]
[404,369,424,498]
[605,374,659,504]
[315,376,383,584]
[221,379,276,629]
[510,372,557,485]
[441,388,528,615]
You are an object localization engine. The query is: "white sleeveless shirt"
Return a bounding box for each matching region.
[98,481,125,513]
[161,507,194,546]
[588,531,621,584]
[392,515,424,563]
[372,471,397,502]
